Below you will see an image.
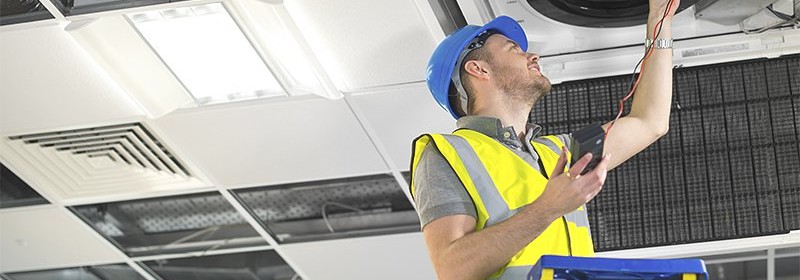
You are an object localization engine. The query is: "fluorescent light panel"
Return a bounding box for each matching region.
[129,3,284,105]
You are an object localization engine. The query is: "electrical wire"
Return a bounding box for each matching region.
[767,4,794,21]
[604,0,677,142]
[741,1,799,35]
[321,201,364,233]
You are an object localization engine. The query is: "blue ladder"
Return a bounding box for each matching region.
[528,255,708,280]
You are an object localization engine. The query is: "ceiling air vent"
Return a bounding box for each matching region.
[4,123,204,204]
[4,263,145,280]
[0,163,48,209]
[526,0,697,27]
[141,250,299,280]
[0,0,54,26]
[72,191,265,257]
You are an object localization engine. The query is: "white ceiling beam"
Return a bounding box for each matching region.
[218,190,311,280]
[37,0,66,22]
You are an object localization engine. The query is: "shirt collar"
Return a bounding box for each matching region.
[456,116,542,148]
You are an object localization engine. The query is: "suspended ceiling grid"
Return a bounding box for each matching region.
[1,0,799,279]
[0,0,447,278]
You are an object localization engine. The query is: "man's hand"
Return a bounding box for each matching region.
[538,147,610,217]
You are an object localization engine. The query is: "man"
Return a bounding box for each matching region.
[409,0,679,279]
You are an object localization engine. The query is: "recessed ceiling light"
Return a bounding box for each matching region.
[128,3,285,105]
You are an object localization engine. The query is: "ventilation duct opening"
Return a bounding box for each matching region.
[0,163,48,209]
[5,123,204,204]
[49,0,186,17]
[4,263,146,280]
[234,174,419,244]
[141,250,299,280]
[526,0,697,27]
[9,123,190,176]
[0,0,54,26]
[72,192,265,257]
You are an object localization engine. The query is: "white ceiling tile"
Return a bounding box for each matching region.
[152,98,389,188]
[284,0,437,91]
[0,206,125,272]
[281,233,436,280]
[0,24,144,135]
[348,84,455,171]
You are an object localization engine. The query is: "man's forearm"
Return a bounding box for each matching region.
[431,200,560,280]
[628,13,674,135]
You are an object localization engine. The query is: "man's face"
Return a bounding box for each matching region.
[482,34,551,103]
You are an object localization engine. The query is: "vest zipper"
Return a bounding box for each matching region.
[562,216,573,256]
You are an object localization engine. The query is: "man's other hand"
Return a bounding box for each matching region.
[538,146,610,217]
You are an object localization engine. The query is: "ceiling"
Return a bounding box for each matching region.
[1,0,798,279]
[0,0,451,278]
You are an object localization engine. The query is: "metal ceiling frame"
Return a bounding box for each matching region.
[1,1,799,279]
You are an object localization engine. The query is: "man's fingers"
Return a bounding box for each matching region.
[551,146,568,177]
[593,154,612,174]
[580,154,612,191]
[567,153,593,177]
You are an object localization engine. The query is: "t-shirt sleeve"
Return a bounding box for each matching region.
[412,143,477,229]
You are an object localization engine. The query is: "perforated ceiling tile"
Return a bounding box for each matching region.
[141,250,297,280]
[235,174,419,243]
[3,123,206,204]
[5,263,146,280]
[72,192,265,257]
[118,195,244,233]
[238,174,409,222]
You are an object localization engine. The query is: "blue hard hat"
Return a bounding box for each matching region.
[426,15,528,119]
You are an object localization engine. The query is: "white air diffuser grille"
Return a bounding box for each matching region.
[5,123,205,204]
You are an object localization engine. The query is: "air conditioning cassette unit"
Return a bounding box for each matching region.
[459,0,800,83]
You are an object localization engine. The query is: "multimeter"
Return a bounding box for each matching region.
[569,123,606,175]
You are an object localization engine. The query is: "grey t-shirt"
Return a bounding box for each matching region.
[412,116,572,229]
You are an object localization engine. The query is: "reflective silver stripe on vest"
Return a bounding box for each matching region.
[487,265,535,280]
[442,134,589,280]
[564,206,590,228]
[533,137,589,229]
[441,135,516,227]
[532,137,562,155]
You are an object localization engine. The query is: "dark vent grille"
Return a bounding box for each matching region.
[9,123,190,177]
[72,192,264,257]
[532,54,800,251]
[50,0,185,17]
[0,163,48,208]
[234,174,419,243]
[5,264,146,280]
[0,0,54,26]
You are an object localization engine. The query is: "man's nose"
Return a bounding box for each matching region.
[527,53,540,63]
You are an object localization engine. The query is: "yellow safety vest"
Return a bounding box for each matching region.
[410,129,594,279]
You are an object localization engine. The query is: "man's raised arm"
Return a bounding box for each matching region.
[603,0,681,170]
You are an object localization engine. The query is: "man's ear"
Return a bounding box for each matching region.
[463,60,490,81]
